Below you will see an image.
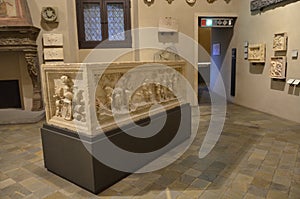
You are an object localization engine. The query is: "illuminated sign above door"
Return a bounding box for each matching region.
[199,17,236,28]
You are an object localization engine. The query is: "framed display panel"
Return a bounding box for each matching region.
[273,32,288,52]
[212,43,221,56]
[248,43,266,63]
[270,56,286,79]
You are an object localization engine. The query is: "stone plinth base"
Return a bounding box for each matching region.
[41,104,191,194]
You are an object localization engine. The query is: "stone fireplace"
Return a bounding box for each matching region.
[0,0,42,111]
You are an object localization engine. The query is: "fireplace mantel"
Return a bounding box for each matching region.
[0,25,42,111]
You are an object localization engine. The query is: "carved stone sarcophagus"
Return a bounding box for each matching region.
[41,61,187,136]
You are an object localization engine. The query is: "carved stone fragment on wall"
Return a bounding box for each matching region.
[273,32,287,52]
[270,56,286,79]
[250,0,299,12]
[248,43,266,63]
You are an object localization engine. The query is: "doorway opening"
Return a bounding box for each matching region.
[197,16,236,105]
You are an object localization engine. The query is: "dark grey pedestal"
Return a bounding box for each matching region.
[41,104,191,194]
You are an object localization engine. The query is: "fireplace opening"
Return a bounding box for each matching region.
[0,80,22,109]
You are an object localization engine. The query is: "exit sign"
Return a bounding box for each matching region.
[200,17,235,28]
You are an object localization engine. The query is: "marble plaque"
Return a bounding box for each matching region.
[44,48,64,60]
[43,34,63,46]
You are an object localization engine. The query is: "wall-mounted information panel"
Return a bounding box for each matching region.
[199,17,236,28]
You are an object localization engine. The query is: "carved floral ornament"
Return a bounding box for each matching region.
[144,0,231,6]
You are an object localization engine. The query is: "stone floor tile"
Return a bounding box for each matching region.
[0,183,32,198]
[270,182,290,193]
[199,190,221,199]
[23,194,40,199]
[266,190,289,199]
[0,171,9,181]
[247,184,268,198]
[183,168,202,178]
[243,193,265,199]
[32,186,57,198]
[250,177,271,189]
[179,174,196,185]
[20,177,50,192]
[177,187,204,199]
[4,168,33,182]
[0,178,16,189]
[189,178,211,190]
[43,191,69,199]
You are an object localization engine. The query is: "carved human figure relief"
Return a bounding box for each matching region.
[112,87,124,112]
[93,66,183,124]
[141,82,153,103]
[155,83,162,102]
[53,75,74,121]
[73,89,86,122]
[104,86,113,110]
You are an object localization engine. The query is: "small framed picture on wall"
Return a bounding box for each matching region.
[212,43,221,56]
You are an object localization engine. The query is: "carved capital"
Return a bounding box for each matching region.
[25,53,38,82]
[25,52,43,111]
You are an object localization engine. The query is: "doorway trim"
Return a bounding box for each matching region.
[193,12,237,97]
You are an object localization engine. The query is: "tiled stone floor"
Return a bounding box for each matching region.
[0,104,300,199]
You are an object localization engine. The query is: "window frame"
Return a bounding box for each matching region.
[76,0,132,49]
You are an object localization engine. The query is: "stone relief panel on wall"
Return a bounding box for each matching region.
[250,0,299,12]
[270,56,286,79]
[273,32,287,52]
[248,43,266,63]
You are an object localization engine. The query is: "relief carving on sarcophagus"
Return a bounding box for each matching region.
[52,74,86,123]
[95,67,181,128]
[41,61,186,136]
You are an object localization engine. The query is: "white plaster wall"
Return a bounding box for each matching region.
[137,1,238,104]
[26,0,238,80]
[234,1,300,123]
